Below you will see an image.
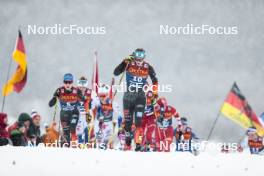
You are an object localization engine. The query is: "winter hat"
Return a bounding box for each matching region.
[31,109,40,119]
[180,117,188,125]
[0,112,8,127]
[18,113,31,122]
[43,122,49,129]
[0,112,7,119]
[0,112,7,121]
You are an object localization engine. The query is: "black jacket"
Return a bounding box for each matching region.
[10,129,27,146]
[113,59,158,84]
[27,121,41,144]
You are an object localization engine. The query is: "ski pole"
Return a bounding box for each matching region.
[112,61,130,100]
[52,100,58,122]
[88,109,95,144]
[156,124,162,151]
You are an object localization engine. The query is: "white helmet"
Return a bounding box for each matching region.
[246,127,257,135]
[77,76,88,87]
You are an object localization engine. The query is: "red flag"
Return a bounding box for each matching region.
[109,78,115,100]
[92,51,99,94]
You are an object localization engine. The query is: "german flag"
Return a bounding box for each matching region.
[2,30,27,96]
[221,82,264,136]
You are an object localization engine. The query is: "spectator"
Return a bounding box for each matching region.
[27,109,41,145]
[42,122,59,145]
[0,113,10,146]
[8,113,31,136]
[10,122,28,146]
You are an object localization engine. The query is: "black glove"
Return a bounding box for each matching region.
[49,97,57,107]
[0,138,9,146]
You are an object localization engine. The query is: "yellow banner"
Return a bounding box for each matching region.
[2,50,27,96]
[221,103,264,136]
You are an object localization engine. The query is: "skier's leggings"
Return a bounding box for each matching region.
[60,109,79,144]
[123,91,146,145]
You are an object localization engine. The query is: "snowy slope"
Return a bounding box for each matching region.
[0,146,263,176]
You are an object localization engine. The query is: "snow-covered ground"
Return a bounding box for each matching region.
[0,145,263,176]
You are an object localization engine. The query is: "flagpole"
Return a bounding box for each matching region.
[1,56,13,112]
[92,51,98,95]
[206,82,235,141]
[206,110,222,141]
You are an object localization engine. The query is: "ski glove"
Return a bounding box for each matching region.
[124,55,134,64]
[49,97,57,107]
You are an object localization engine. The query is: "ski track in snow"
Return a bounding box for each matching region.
[0,146,263,176]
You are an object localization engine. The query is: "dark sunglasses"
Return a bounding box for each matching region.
[64,81,73,84]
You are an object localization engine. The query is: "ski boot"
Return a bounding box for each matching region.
[135,143,143,152]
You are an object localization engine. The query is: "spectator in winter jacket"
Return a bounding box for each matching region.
[8,113,31,136]
[27,110,42,145]
[0,113,10,146]
[42,122,59,145]
[10,122,28,146]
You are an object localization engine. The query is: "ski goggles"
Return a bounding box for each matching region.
[134,51,145,59]
[247,130,257,135]
[77,80,88,87]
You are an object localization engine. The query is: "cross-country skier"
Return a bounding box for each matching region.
[142,90,157,151]
[240,127,264,155]
[49,73,84,145]
[154,97,180,152]
[93,84,122,149]
[113,48,158,151]
[76,76,93,144]
[175,117,199,153]
[77,76,93,114]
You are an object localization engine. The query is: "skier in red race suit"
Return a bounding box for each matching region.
[49,73,84,145]
[240,127,264,155]
[155,97,180,152]
[141,90,157,151]
[113,48,158,151]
